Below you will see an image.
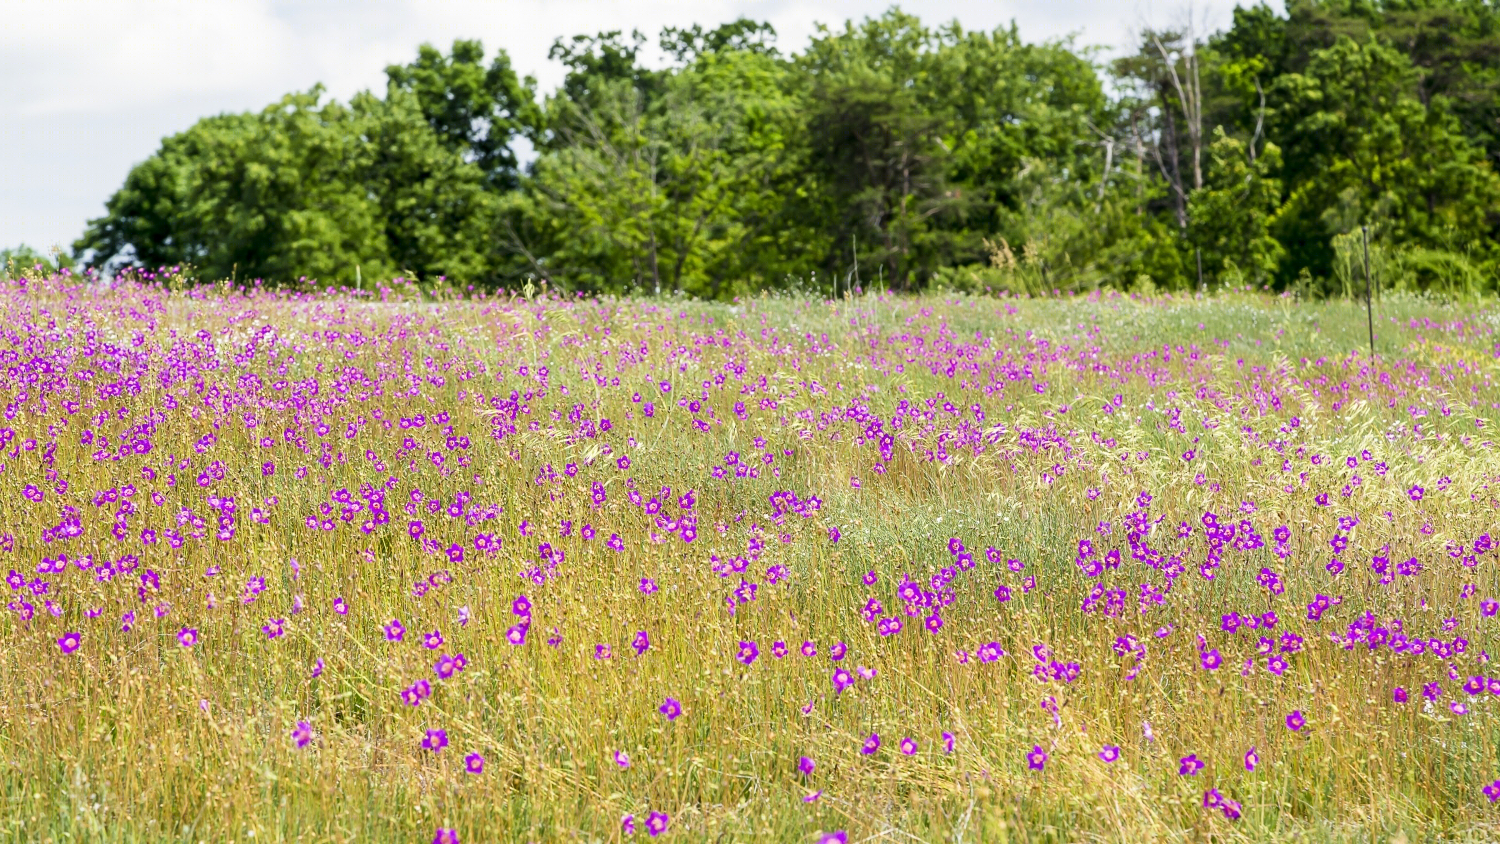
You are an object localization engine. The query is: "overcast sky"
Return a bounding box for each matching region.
[1,0,1277,256]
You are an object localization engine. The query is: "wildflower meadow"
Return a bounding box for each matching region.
[4,268,1500,843]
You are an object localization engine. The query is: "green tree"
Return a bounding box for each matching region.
[1188,128,1286,285]
[512,32,799,297]
[1214,1,1500,167]
[793,10,1105,289]
[354,89,501,284]
[1112,26,1216,233]
[76,90,388,283]
[541,29,668,145]
[1272,35,1500,279]
[659,18,778,63]
[77,83,507,285]
[70,126,205,273]
[384,40,539,191]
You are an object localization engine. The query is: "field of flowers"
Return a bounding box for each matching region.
[3,269,1500,843]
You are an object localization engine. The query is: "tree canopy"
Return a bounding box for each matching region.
[69,3,1500,297]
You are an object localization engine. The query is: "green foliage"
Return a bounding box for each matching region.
[355,89,501,285]
[1274,35,1500,257]
[1330,229,1388,300]
[543,29,667,129]
[789,11,1107,290]
[75,95,388,284]
[1189,129,1285,286]
[383,39,539,191]
[73,3,1500,297]
[510,46,799,296]
[1395,244,1490,297]
[0,244,73,278]
[76,57,508,286]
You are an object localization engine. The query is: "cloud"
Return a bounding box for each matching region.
[3,1,290,116]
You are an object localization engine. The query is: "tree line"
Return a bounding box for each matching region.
[58,1,1500,297]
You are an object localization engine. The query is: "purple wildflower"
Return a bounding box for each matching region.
[645,811,669,837]
[1026,745,1048,771]
[737,640,759,665]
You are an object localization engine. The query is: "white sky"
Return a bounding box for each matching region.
[1,0,1276,255]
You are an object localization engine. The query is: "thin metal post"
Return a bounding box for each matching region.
[1362,225,1374,359]
[852,234,859,295]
